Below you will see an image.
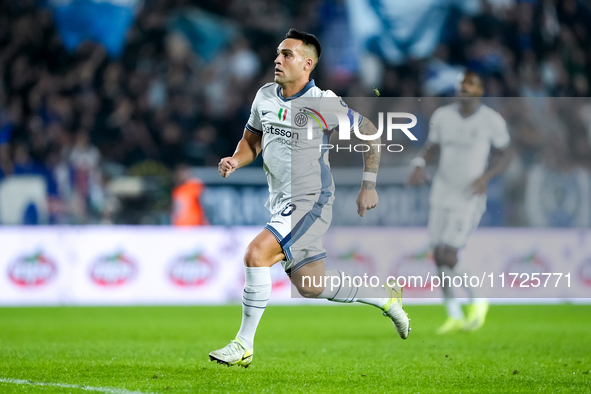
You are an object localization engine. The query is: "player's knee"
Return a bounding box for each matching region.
[291,275,324,298]
[442,249,458,268]
[244,244,268,267]
[434,245,458,268]
[433,246,445,267]
[295,283,324,298]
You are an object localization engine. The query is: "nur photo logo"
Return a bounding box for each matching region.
[295,98,418,153]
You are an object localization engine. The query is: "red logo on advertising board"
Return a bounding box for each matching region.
[169,252,214,286]
[579,258,591,287]
[393,248,437,292]
[326,249,375,277]
[505,252,551,285]
[90,252,137,286]
[270,267,290,291]
[7,251,57,287]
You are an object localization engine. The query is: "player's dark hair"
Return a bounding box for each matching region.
[285,28,321,61]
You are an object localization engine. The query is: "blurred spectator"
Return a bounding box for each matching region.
[525,132,590,227]
[171,164,208,226]
[69,130,102,223]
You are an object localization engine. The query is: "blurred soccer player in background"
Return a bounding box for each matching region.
[409,70,512,334]
[209,29,410,368]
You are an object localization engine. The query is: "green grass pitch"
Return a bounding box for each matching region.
[0,304,590,393]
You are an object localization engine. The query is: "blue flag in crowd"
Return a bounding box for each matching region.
[50,0,139,57]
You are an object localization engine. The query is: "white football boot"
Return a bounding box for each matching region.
[381,282,410,339]
[209,338,253,368]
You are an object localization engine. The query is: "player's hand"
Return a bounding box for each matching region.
[408,166,426,186]
[356,187,378,217]
[470,175,489,195]
[218,157,239,178]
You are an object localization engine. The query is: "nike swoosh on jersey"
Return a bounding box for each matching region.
[262,110,271,116]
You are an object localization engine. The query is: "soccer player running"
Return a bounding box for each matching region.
[209,29,410,368]
[408,70,511,334]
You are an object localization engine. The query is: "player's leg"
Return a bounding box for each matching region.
[287,202,391,307]
[285,197,408,338]
[428,206,464,333]
[444,203,488,303]
[289,259,325,298]
[433,243,465,333]
[209,229,284,367]
[289,259,410,339]
[237,229,284,347]
[458,202,489,331]
[429,207,465,333]
[290,260,385,305]
[435,204,488,333]
[286,199,382,303]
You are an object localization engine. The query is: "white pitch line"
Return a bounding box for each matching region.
[0,378,157,394]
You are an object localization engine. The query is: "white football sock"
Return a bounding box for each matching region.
[317,270,389,309]
[236,266,271,350]
[438,266,465,319]
[454,260,489,305]
[445,298,464,319]
[454,260,475,300]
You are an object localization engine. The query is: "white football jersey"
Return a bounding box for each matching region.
[427,102,510,208]
[246,80,362,213]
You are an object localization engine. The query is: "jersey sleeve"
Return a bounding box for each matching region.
[490,112,510,149]
[427,108,443,144]
[321,91,363,132]
[245,89,263,136]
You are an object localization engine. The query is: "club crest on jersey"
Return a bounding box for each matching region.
[294,111,308,127]
[278,108,288,121]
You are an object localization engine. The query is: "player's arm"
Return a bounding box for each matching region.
[354,117,381,217]
[471,145,512,194]
[408,142,440,186]
[218,129,262,178]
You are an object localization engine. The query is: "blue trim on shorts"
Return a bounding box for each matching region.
[285,252,327,276]
[264,224,293,261]
[279,134,333,253]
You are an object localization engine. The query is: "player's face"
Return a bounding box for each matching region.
[459,74,483,97]
[274,39,312,85]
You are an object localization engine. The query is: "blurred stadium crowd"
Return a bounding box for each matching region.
[1,0,591,224]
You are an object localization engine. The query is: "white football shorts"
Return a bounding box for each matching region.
[264,194,333,275]
[428,200,486,249]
